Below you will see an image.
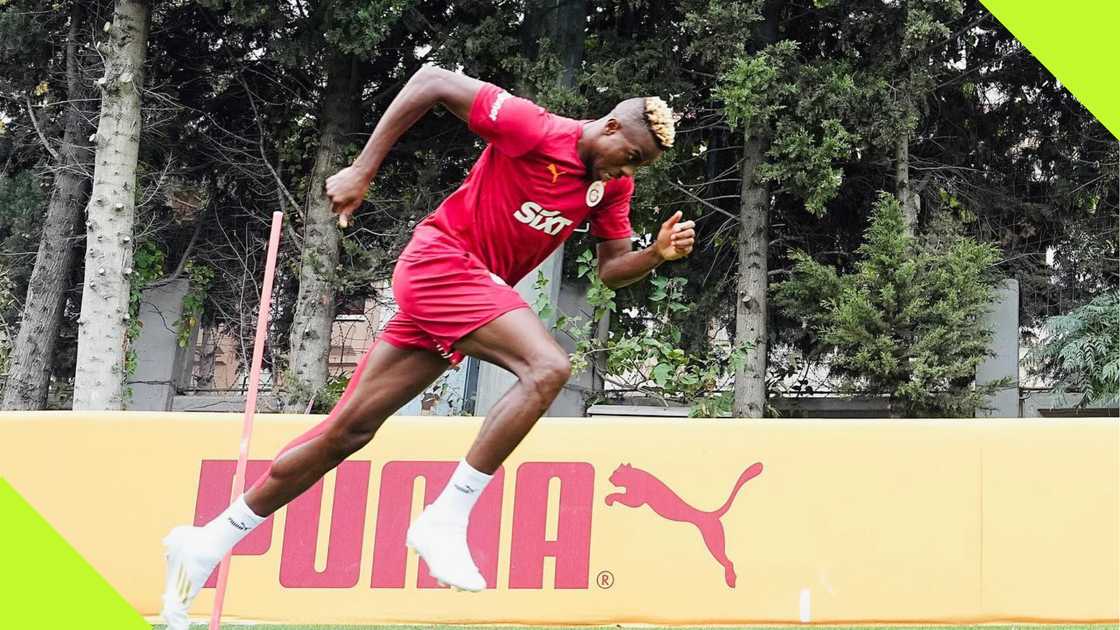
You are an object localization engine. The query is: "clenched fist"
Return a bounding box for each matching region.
[655,210,696,261]
[325,165,374,227]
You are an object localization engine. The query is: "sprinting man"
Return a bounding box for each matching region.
[161,65,693,627]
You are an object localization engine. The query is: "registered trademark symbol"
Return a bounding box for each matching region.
[596,570,614,589]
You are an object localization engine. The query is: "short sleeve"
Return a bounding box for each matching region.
[468,83,550,158]
[589,178,634,240]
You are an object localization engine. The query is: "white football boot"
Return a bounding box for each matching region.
[405,508,486,592]
[161,526,221,630]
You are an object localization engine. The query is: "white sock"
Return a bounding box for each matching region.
[426,459,493,524]
[198,495,266,559]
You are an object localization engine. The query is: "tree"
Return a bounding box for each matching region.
[278,1,447,410]
[284,51,360,411]
[715,2,866,416]
[885,0,967,234]
[0,171,45,371]
[774,192,1007,417]
[730,0,779,418]
[2,2,97,409]
[73,0,151,409]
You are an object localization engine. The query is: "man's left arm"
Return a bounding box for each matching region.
[597,211,696,289]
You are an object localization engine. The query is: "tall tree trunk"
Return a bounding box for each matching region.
[733,131,770,418]
[284,54,358,411]
[72,0,151,410]
[895,132,920,234]
[522,0,586,89]
[895,2,921,236]
[732,1,778,418]
[3,6,92,410]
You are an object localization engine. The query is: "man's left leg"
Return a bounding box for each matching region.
[160,339,448,629]
[405,307,571,590]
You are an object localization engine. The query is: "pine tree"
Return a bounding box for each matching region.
[774,192,1006,417]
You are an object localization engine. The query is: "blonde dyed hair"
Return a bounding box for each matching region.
[612,96,676,150]
[643,96,675,149]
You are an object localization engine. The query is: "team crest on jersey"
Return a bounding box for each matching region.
[586,181,605,207]
[513,201,573,236]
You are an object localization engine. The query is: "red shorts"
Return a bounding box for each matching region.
[381,226,528,365]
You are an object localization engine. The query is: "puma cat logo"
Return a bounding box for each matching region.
[605,462,764,587]
[547,163,566,184]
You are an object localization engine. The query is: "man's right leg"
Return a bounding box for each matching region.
[161,340,448,630]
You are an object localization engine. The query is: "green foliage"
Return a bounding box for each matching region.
[718,44,864,215]
[718,41,801,135]
[323,0,414,55]
[774,193,1006,416]
[682,0,765,68]
[0,0,57,89]
[759,118,855,215]
[548,250,747,416]
[175,261,214,348]
[772,249,843,335]
[900,0,964,60]
[504,39,588,115]
[308,371,351,414]
[530,270,560,323]
[124,241,166,394]
[1027,293,1120,407]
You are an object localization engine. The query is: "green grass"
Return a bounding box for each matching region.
[151,618,1120,623]
[150,625,1120,629]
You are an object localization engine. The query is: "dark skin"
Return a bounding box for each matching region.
[245,66,693,516]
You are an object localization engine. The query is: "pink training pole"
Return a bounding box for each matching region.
[209,210,284,630]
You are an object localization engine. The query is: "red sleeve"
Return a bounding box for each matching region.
[590,177,634,240]
[468,83,550,158]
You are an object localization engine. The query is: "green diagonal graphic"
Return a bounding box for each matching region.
[981,0,1120,139]
[0,477,150,630]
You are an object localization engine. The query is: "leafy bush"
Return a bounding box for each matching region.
[1027,292,1119,407]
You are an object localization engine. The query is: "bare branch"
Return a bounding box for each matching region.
[237,73,302,214]
[25,96,61,163]
[137,157,173,209]
[669,179,738,220]
[149,219,204,289]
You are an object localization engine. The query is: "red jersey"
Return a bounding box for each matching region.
[418,82,634,286]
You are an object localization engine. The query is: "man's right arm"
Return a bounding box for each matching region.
[326,66,485,223]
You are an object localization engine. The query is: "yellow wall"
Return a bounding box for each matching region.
[0,412,1116,625]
